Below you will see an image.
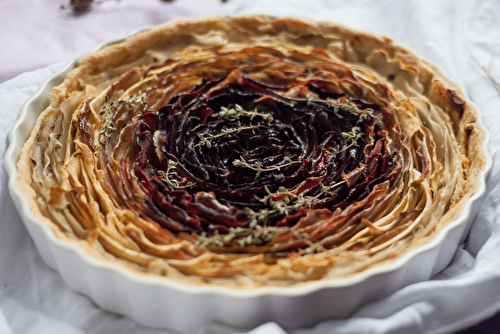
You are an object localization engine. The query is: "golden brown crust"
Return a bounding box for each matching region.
[16,15,487,287]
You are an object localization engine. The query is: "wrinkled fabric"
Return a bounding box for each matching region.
[0,0,499,333]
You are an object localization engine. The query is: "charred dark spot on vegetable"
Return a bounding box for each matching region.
[446,89,465,118]
[465,124,474,136]
[388,74,395,81]
[78,105,95,152]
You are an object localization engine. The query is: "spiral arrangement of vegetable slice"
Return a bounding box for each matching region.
[17,16,486,285]
[94,50,404,256]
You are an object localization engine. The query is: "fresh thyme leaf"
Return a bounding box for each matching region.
[326,128,363,155]
[117,94,149,113]
[342,128,362,146]
[306,93,315,106]
[303,242,327,255]
[196,104,274,149]
[195,124,260,148]
[98,119,116,138]
[196,232,208,248]
[99,96,117,139]
[245,180,344,226]
[360,108,383,126]
[219,104,273,124]
[326,97,358,115]
[232,156,300,180]
[158,160,193,189]
[99,93,149,140]
[195,225,283,249]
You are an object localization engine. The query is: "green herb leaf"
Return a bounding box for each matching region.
[232,156,300,180]
[219,104,273,124]
[158,160,193,189]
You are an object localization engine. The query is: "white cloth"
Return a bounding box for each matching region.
[1,0,500,333]
[0,0,227,83]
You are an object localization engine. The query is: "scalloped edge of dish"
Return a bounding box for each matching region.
[4,18,493,333]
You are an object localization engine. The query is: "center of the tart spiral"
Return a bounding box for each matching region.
[132,71,396,236]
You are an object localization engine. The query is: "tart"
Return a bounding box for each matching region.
[15,15,488,290]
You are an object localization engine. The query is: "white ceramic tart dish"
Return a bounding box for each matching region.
[6,15,491,333]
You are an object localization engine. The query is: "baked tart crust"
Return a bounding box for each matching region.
[16,15,488,288]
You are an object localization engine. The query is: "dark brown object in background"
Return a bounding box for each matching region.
[69,0,94,13]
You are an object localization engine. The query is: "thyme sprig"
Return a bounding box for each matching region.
[219,104,273,124]
[342,128,363,147]
[195,181,344,250]
[195,226,282,249]
[232,156,300,180]
[98,93,148,139]
[303,242,327,255]
[327,98,383,126]
[117,93,148,112]
[306,93,315,106]
[360,108,383,126]
[327,128,363,155]
[327,97,359,115]
[195,105,273,149]
[261,185,324,214]
[98,95,117,138]
[245,181,343,227]
[158,160,193,189]
[195,122,260,148]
